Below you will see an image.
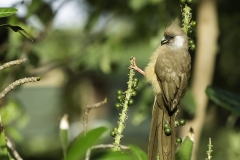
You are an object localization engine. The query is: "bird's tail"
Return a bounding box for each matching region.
[148,95,176,160]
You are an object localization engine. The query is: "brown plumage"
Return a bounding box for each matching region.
[145,19,191,160]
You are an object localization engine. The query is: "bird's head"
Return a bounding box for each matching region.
[161,19,188,49]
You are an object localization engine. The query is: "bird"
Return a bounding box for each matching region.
[130,19,191,160]
[145,19,191,160]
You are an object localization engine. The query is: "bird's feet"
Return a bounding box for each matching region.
[129,57,145,75]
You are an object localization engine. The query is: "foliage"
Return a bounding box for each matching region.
[101,145,148,160]
[0,1,197,160]
[0,6,39,160]
[0,8,17,18]
[175,131,194,160]
[0,0,239,160]
[206,86,240,116]
[66,127,107,160]
[0,8,32,41]
[0,24,32,41]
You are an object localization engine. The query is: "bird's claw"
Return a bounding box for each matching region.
[129,57,145,75]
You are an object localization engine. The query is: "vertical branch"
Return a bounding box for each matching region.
[206,138,213,160]
[180,0,219,160]
[182,5,192,33]
[112,57,136,151]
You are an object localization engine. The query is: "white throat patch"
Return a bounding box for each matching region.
[173,36,184,48]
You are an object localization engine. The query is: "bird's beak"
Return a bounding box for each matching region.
[161,36,168,45]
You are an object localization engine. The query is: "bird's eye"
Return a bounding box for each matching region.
[166,35,174,39]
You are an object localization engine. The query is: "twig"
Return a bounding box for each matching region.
[85,144,129,160]
[0,116,23,160]
[206,138,213,160]
[112,57,136,151]
[83,98,107,136]
[0,58,26,71]
[0,77,41,99]
[6,138,23,160]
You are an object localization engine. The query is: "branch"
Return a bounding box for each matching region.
[0,58,26,71]
[181,1,219,160]
[83,98,107,136]
[112,57,136,151]
[0,77,41,99]
[6,138,23,160]
[0,116,23,160]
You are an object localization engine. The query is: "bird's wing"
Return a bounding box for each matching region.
[155,53,190,111]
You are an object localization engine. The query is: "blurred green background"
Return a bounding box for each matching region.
[0,0,240,160]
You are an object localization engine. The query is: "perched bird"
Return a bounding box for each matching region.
[131,19,191,160]
[145,19,191,160]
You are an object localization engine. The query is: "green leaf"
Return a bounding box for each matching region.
[0,24,33,41]
[60,129,68,160]
[101,151,132,160]
[101,145,147,160]
[175,129,194,160]
[66,126,107,160]
[0,8,18,18]
[206,86,240,116]
[129,145,148,160]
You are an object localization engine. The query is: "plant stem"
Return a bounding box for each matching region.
[206,138,213,160]
[112,57,135,151]
[182,4,192,33]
